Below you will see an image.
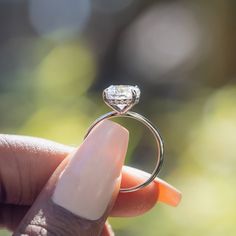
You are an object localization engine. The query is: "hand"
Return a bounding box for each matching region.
[0,121,181,236]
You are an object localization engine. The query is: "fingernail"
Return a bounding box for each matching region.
[52,120,129,220]
[123,166,182,207]
[154,177,182,207]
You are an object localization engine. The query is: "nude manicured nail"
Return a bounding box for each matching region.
[52,120,129,220]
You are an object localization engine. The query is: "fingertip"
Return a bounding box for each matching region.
[111,167,158,217]
[111,166,182,217]
[154,178,182,207]
[124,166,182,207]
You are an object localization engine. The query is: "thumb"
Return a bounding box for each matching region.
[14,120,129,236]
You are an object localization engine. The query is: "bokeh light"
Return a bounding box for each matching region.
[92,0,134,14]
[120,3,201,81]
[29,0,91,41]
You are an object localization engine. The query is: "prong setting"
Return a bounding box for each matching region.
[103,85,141,114]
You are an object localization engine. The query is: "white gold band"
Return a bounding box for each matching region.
[84,110,164,193]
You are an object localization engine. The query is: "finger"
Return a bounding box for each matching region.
[111,166,181,217]
[123,167,182,207]
[0,132,181,226]
[0,172,181,232]
[101,222,115,236]
[0,134,73,204]
[0,173,181,232]
[14,120,129,235]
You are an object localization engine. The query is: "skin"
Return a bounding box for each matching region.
[0,134,180,235]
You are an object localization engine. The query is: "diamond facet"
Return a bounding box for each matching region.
[103,85,140,113]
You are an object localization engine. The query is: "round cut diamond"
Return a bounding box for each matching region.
[103,85,140,113]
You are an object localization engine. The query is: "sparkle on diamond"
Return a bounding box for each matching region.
[103,85,140,112]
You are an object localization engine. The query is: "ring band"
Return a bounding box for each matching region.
[84,85,164,193]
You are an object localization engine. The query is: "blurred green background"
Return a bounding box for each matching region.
[1,0,236,235]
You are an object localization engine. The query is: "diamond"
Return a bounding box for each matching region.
[103,85,140,113]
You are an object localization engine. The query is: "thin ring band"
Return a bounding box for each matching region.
[84,111,164,193]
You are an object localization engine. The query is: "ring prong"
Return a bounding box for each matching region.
[102,85,140,114]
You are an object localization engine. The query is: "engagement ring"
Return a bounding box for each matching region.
[85,85,164,193]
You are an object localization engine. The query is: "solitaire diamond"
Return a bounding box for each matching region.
[103,85,140,113]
